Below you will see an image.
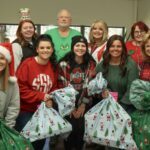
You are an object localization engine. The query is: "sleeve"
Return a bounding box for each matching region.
[95,62,103,73]
[50,68,58,93]
[12,43,23,72]
[5,83,20,128]
[120,60,139,104]
[17,62,45,104]
[81,61,96,106]
[58,62,70,88]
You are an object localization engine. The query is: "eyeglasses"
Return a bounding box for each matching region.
[134,30,145,35]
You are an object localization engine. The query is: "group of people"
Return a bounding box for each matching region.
[0,8,149,150]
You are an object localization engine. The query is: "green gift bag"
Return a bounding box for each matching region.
[0,119,33,150]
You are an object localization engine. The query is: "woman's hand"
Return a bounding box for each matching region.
[73,103,86,119]
[45,99,53,108]
[102,89,109,99]
[44,94,53,108]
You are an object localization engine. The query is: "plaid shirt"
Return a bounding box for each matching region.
[58,60,96,106]
[140,62,150,81]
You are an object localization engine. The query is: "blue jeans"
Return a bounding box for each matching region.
[15,111,45,150]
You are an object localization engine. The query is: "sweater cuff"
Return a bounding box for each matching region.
[82,97,90,104]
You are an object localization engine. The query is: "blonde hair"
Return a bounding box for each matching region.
[142,33,150,62]
[0,62,9,91]
[89,20,108,46]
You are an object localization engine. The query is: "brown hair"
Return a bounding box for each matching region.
[103,35,128,77]
[141,33,150,62]
[0,62,9,91]
[130,21,149,39]
[16,19,38,46]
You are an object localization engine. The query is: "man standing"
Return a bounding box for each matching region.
[45,9,81,62]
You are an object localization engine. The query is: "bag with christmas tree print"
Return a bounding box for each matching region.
[21,102,72,142]
[84,95,137,149]
[87,72,107,96]
[0,119,33,150]
[51,84,78,117]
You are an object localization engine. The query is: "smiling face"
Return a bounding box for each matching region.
[0,53,7,73]
[57,9,71,28]
[144,39,150,57]
[133,26,146,43]
[36,41,53,61]
[21,22,35,40]
[109,40,122,59]
[73,42,87,58]
[92,22,104,41]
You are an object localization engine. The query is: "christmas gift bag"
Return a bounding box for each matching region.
[84,95,137,149]
[0,119,33,150]
[130,79,150,110]
[87,72,107,96]
[21,102,72,142]
[52,85,78,117]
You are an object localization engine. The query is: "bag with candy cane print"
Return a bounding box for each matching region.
[21,102,72,142]
[84,95,137,150]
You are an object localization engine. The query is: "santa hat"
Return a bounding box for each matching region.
[0,43,17,82]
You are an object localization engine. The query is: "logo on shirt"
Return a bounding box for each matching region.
[32,74,52,93]
[70,68,85,84]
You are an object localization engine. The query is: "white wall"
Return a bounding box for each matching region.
[0,0,138,33]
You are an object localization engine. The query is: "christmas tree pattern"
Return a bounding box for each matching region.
[58,123,62,130]
[105,128,109,137]
[49,126,52,134]
[93,130,97,138]
[36,125,39,132]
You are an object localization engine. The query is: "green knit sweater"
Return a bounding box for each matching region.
[96,57,139,105]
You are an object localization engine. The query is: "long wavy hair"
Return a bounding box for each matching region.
[89,20,108,47]
[59,36,95,71]
[102,35,128,77]
[15,20,38,46]
[35,34,57,69]
[142,34,150,62]
[0,61,9,91]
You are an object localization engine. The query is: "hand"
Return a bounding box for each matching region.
[45,99,53,108]
[74,103,86,118]
[70,109,77,118]
[102,89,109,99]
[43,94,51,101]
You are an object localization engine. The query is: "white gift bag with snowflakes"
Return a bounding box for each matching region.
[87,72,107,96]
[52,85,78,117]
[84,95,137,150]
[21,102,72,142]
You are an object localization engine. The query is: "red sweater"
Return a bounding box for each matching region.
[17,57,58,112]
[126,40,143,65]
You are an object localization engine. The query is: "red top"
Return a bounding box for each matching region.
[17,57,58,112]
[126,40,143,65]
[140,62,150,81]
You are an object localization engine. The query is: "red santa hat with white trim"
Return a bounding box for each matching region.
[0,43,17,82]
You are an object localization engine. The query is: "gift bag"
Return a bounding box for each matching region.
[21,102,72,142]
[84,95,137,149]
[87,72,107,96]
[130,79,150,110]
[0,119,33,150]
[52,85,78,117]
